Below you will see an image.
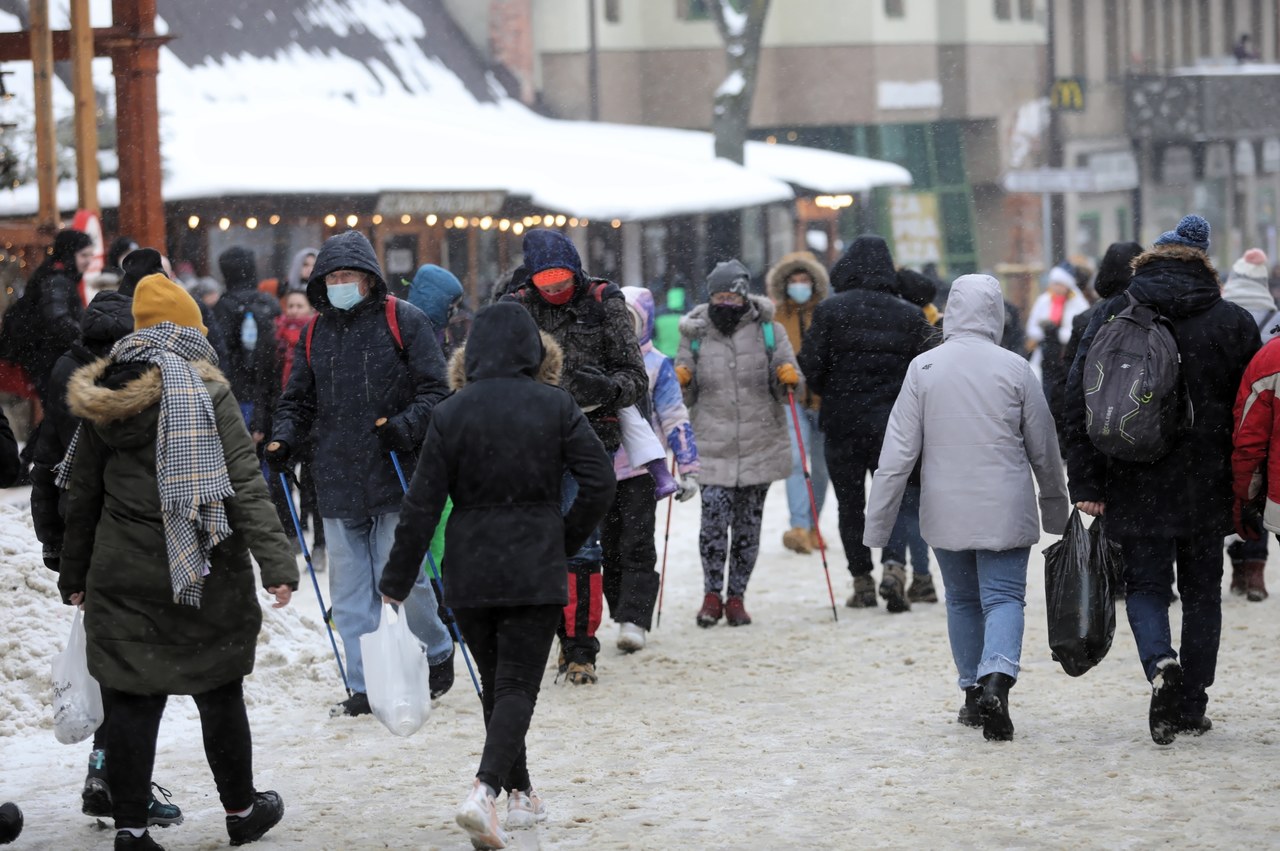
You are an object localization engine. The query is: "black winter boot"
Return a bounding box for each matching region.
[977,673,1016,742]
[429,646,455,700]
[0,802,22,845]
[957,686,983,728]
[82,748,111,817]
[1149,658,1183,746]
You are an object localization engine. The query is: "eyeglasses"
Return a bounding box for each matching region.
[325,270,363,286]
[709,291,746,306]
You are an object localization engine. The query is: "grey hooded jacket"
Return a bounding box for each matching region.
[864,274,1069,552]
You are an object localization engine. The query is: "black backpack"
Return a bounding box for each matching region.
[0,287,42,369]
[1083,293,1193,462]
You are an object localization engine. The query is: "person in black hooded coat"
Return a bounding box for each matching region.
[797,235,932,611]
[1065,216,1259,744]
[211,246,279,439]
[8,229,94,402]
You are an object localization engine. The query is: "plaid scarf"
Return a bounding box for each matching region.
[57,323,232,607]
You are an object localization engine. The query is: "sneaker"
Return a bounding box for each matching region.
[82,748,111,817]
[907,572,938,603]
[147,784,183,827]
[845,575,877,608]
[1149,658,1183,746]
[782,527,813,554]
[226,791,284,846]
[957,686,983,728]
[879,562,911,613]
[566,661,597,685]
[616,622,647,652]
[505,789,548,830]
[114,830,163,850]
[724,596,751,626]
[696,593,723,627]
[330,692,371,718]
[457,781,508,849]
[430,647,456,700]
[977,672,1015,742]
[0,802,22,845]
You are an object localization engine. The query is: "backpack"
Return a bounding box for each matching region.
[1083,294,1193,462]
[305,295,404,367]
[0,288,40,368]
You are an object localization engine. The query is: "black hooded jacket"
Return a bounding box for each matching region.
[12,230,93,399]
[30,291,134,557]
[211,246,279,432]
[1063,243,1260,537]
[0,407,17,488]
[272,231,450,518]
[379,302,614,607]
[797,235,932,442]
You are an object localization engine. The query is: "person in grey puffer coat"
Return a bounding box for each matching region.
[676,259,801,628]
[864,274,1068,742]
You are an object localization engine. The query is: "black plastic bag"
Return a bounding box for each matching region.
[1043,509,1123,677]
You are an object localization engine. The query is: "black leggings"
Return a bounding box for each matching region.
[454,605,561,794]
[105,679,255,828]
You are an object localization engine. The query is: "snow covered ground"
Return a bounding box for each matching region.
[4,482,1280,850]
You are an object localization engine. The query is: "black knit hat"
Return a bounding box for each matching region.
[1095,241,1143,299]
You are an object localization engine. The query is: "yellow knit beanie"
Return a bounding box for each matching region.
[132,273,207,335]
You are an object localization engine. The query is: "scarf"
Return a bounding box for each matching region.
[58,322,233,607]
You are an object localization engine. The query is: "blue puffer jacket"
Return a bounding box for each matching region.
[272,231,450,518]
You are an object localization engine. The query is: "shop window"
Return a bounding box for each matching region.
[605,0,621,23]
[994,0,1011,20]
[933,124,966,187]
[884,0,905,19]
[1018,0,1035,21]
[939,192,975,258]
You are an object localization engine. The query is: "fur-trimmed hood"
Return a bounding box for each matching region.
[1131,242,1218,280]
[679,294,776,340]
[67,357,227,426]
[1127,242,1222,319]
[448,331,563,390]
[766,251,830,305]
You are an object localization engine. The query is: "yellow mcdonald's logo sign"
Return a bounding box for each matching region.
[1050,77,1085,111]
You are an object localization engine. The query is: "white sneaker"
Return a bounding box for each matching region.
[616,622,646,652]
[506,789,548,830]
[456,781,508,849]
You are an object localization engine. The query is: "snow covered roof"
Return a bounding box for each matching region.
[0,0,910,221]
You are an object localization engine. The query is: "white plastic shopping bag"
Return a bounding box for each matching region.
[51,609,105,744]
[360,603,431,737]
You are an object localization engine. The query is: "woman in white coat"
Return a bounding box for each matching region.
[864,274,1068,741]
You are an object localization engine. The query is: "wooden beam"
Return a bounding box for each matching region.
[0,27,164,63]
[70,0,99,213]
[29,0,58,233]
[111,0,165,251]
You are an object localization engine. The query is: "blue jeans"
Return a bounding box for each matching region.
[323,512,453,694]
[1116,535,1222,717]
[785,405,828,529]
[883,484,930,575]
[934,547,1030,689]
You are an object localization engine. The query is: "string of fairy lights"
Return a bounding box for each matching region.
[186,213,628,235]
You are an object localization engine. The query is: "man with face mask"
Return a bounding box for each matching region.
[267,231,455,717]
[766,251,831,556]
[504,228,649,685]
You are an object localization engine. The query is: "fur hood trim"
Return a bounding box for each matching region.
[766,251,830,304]
[67,358,227,425]
[1132,243,1218,280]
[448,332,563,390]
[679,294,776,340]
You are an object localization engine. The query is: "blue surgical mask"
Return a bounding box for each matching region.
[787,283,813,304]
[327,282,364,311]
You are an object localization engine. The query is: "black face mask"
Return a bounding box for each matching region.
[709,303,748,336]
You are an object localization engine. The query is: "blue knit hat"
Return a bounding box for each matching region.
[1154,214,1211,252]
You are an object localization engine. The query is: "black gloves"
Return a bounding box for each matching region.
[264,440,292,474]
[570,365,621,409]
[374,417,416,454]
[43,545,60,573]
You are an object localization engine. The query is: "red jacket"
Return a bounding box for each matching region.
[275,314,309,388]
[1232,337,1280,530]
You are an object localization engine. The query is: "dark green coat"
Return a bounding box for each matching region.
[59,358,299,696]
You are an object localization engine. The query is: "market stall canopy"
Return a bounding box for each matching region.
[0,0,910,221]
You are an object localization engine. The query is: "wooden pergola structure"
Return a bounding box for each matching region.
[0,0,165,248]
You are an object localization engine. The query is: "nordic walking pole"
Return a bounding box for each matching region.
[388,450,483,701]
[279,472,351,695]
[787,390,839,622]
[656,455,677,629]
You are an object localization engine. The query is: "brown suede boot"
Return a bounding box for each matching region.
[1230,561,1247,596]
[782,528,813,554]
[1245,560,1269,602]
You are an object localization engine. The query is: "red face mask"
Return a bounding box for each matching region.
[535,281,575,305]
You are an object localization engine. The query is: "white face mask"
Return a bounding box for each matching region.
[787,283,813,304]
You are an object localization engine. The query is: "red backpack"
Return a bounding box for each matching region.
[304,295,404,367]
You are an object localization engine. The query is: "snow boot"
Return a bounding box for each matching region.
[457,780,508,850]
[645,458,680,500]
[82,748,111,817]
[782,528,813,555]
[430,647,456,699]
[616,622,647,652]
[566,661,597,685]
[879,562,911,613]
[1148,658,1183,745]
[957,686,983,728]
[807,528,826,552]
[1229,559,1247,596]
[505,789,548,830]
[0,803,22,845]
[226,791,284,846]
[696,593,723,627]
[724,596,752,626]
[146,784,183,827]
[846,575,877,608]
[330,692,371,718]
[977,672,1015,742]
[114,830,163,850]
[908,572,938,603]
[1177,714,1212,735]
[1244,560,1269,602]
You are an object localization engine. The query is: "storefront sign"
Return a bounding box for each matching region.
[877,81,942,111]
[1002,168,1095,194]
[376,191,507,216]
[889,192,942,266]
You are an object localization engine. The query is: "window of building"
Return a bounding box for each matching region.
[605,0,621,23]
[884,0,905,19]
[1104,0,1122,79]
[1162,0,1176,68]
[1198,0,1212,58]
[994,0,1012,20]
[1180,0,1194,63]
[1070,0,1087,76]
[1018,0,1035,20]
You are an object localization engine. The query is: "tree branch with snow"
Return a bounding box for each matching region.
[707,0,771,164]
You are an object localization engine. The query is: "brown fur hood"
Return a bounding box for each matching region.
[447,332,563,390]
[766,251,830,305]
[1131,242,1218,281]
[67,357,228,425]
